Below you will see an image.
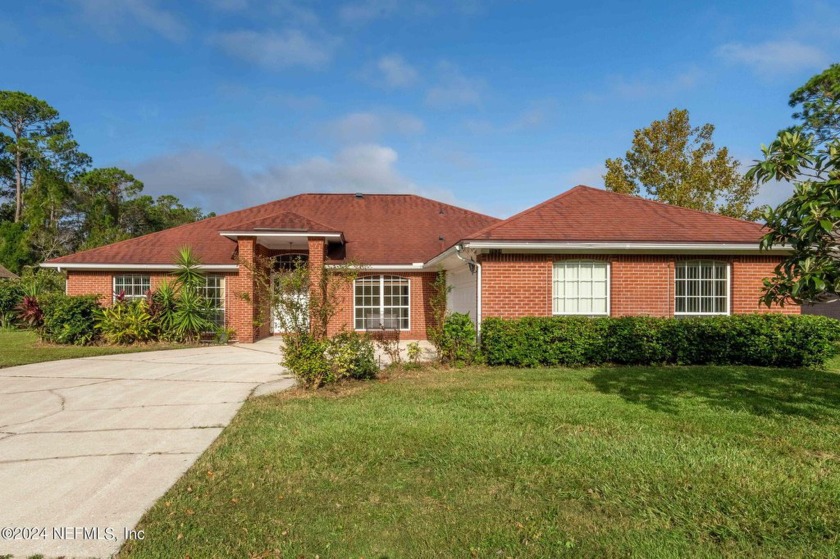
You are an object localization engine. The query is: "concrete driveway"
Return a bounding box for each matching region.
[0,338,292,558]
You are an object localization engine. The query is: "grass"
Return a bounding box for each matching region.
[0,329,191,368]
[121,359,840,558]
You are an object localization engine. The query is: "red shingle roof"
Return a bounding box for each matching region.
[224,211,339,233]
[46,194,500,266]
[466,185,765,244]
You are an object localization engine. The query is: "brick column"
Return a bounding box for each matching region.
[308,237,326,336]
[229,236,258,342]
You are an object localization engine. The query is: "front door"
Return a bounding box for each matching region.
[271,290,309,334]
[270,253,310,334]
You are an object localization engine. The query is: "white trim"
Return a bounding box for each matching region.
[460,241,788,254]
[551,260,611,316]
[326,263,425,271]
[673,260,731,316]
[353,274,411,332]
[41,263,239,272]
[219,231,343,239]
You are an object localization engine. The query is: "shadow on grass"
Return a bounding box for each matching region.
[587,364,840,420]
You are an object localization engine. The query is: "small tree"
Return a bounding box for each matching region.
[605,108,759,219]
[747,132,839,305]
[747,64,840,306]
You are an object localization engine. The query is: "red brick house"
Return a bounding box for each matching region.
[41,186,797,342]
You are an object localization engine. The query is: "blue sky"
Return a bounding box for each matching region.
[2,0,838,218]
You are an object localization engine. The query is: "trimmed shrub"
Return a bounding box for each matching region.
[283,331,379,388]
[282,333,331,388]
[41,294,101,345]
[95,299,156,344]
[0,280,24,327]
[438,312,479,365]
[327,331,378,380]
[481,314,840,368]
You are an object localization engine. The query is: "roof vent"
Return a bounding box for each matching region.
[438,235,445,241]
[355,192,364,198]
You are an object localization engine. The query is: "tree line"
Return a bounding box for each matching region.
[0,91,211,273]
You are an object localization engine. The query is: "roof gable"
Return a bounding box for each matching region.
[468,185,765,244]
[47,193,500,266]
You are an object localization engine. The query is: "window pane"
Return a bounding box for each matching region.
[675,261,728,316]
[552,261,608,316]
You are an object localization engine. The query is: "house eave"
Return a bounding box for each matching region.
[40,263,240,272]
[425,240,791,267]
[460,240,791,255]
[219,231,344,241]
[324,263,426,272]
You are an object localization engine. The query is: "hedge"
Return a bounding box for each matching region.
[481,314,840,368]
[41,294,102,346]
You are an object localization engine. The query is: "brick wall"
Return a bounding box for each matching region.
[611,255,673,317]
[731,256,799,314]
[480,254,553,318]
[480,253,797,321]
[227,236,258,342]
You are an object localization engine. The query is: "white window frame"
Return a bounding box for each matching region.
[201,275,226,327]
[674,260,731,316]
[113,274,150,301]
[552,260,611,316]
[354,275,411,331]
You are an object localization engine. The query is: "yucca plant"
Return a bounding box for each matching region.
[171,285,213,342]
[151,281,179,339]
[173,246,205,290]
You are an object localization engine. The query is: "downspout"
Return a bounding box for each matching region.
[455,244,482,339]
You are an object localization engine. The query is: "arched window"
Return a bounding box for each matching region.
[552,260,610,315]
[675,260,729,315]
[354,275,410,330]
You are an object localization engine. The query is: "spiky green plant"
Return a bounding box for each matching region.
[173,246,205,290]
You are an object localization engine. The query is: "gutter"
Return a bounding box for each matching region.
[324,263,425,272]
[459,241,790,253]
[40,263,240,272]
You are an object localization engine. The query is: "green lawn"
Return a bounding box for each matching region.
[121,360,840,558]
[0,329,191,368]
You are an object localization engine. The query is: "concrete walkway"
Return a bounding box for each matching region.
[0,337,292,558]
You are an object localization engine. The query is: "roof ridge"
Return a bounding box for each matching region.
[580,185,762,226]
[226,209,337,232]
[465,185,588,239]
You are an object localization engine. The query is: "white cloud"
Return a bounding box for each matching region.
[375,54,419,88]
[599,67,703,100]
[715,40,829,78]
[124,145,460,214]
[324,111,425,143]
[210,29,338,70]
[126,150,251,212]
[70,0,187,42]
[206,0,319,24]
[463,100,555,134]
[256,144,416,195]
[425,62,483,108]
